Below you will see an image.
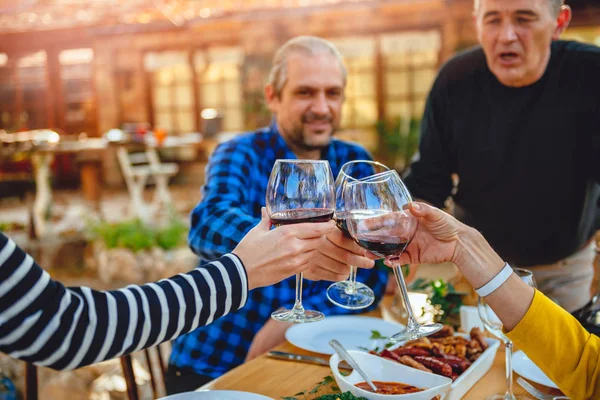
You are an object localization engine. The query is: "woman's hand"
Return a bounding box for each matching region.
[367,202,505,290]
[363,202,462,266]
[233,208,336,290]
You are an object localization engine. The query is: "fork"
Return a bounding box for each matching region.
[516,377,569,400]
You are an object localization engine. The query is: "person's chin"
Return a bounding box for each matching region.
[304,129,333,148]
[493,67,527,87]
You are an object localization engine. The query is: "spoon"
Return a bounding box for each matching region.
[329,339,377,392]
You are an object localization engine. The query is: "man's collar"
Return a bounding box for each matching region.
[264,121,297,163]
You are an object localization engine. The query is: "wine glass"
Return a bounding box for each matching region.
[266,159,335,323]
[344,170,443,341]
[327,160,389,310]
[478,268,536,400]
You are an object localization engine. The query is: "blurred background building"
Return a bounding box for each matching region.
[0,0,599,187]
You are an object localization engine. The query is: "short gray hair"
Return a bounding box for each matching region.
[266,36,347,97]
[474,0,563,16]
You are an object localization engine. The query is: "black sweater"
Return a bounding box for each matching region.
[405,40,600,266]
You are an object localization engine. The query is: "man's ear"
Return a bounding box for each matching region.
[264,84,279,114]
[553,5,572,40]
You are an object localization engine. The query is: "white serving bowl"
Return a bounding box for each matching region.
[330,350,452,400]
[386,333,500,400]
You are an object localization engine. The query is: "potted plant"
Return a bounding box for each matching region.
[88,217,197,284]
[375,117,421,173]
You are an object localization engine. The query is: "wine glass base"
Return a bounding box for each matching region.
[486,395,528,400]
[271,307,325,324]
[389,323,444,342]
[326,281,375,310]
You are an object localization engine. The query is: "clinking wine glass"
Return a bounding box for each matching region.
[344,170,443,341]
[326,160,390,310]
[478,268,536,400]
[266,159,335,323]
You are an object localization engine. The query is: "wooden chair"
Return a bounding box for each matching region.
[116,147,178,218]
[120,345,168,400]
[24,363,37,400]
[24,346,167,400]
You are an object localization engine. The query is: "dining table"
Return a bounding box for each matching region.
[198,295,566,399]
[31,137,107,237]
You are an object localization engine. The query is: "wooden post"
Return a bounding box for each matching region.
[24,363,37,400]
[120,355,139,400]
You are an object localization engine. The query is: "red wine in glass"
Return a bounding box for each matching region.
[355,235,409,258]
[270,208,334,226]
[343,170,443,341]
[266,159,335,324]
[334,212,351,238]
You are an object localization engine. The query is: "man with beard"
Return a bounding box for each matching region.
[165,36,387,394]
[404,0,600,313]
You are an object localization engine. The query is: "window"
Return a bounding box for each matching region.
[145,51,195,135]
[329,37,378,130]
[562,27,600,46]
[0,53,15,131]
[382,31,440,120]
[59,48,96,135]
[194,46,244,132]
[16,51,49,131]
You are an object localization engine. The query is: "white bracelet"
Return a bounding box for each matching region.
[475,263,513,297]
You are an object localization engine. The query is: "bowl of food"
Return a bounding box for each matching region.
[370,327,500,400]
[330,350,452,400]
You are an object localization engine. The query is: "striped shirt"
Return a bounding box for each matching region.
[0,232,248,370]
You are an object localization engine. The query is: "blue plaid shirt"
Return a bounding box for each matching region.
[169,123,388,379]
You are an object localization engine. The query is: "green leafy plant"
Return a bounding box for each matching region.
[376,117,421,172]
[313,393,367,400]
[361,330,395,353]
[90,217,187,252]
[281,375,367,400]
[155,218,187,250]
[410,278,464,327]
[0,222,26,232]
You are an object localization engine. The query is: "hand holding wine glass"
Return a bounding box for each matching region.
[266,159,335,323]
[344,170,443,341]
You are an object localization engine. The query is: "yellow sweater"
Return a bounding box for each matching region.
[506,290,600,400]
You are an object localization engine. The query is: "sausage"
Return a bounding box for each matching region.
[392,346,432,358]
[413,356,454,377]
[380,349,403,363]
[398,355,432,373]
[442,354,472,373]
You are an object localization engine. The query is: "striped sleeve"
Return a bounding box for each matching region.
[0,232,248,370]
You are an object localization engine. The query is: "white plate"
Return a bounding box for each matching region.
[285,315,404,355]
[512,350,559,389]
[159,390,273,400]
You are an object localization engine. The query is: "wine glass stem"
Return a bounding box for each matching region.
[392,263,419,329]
[504,340,515,399]
[292,272,305,315]
[346,265,357,294]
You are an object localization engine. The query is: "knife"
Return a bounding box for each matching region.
[267,350,353,371]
